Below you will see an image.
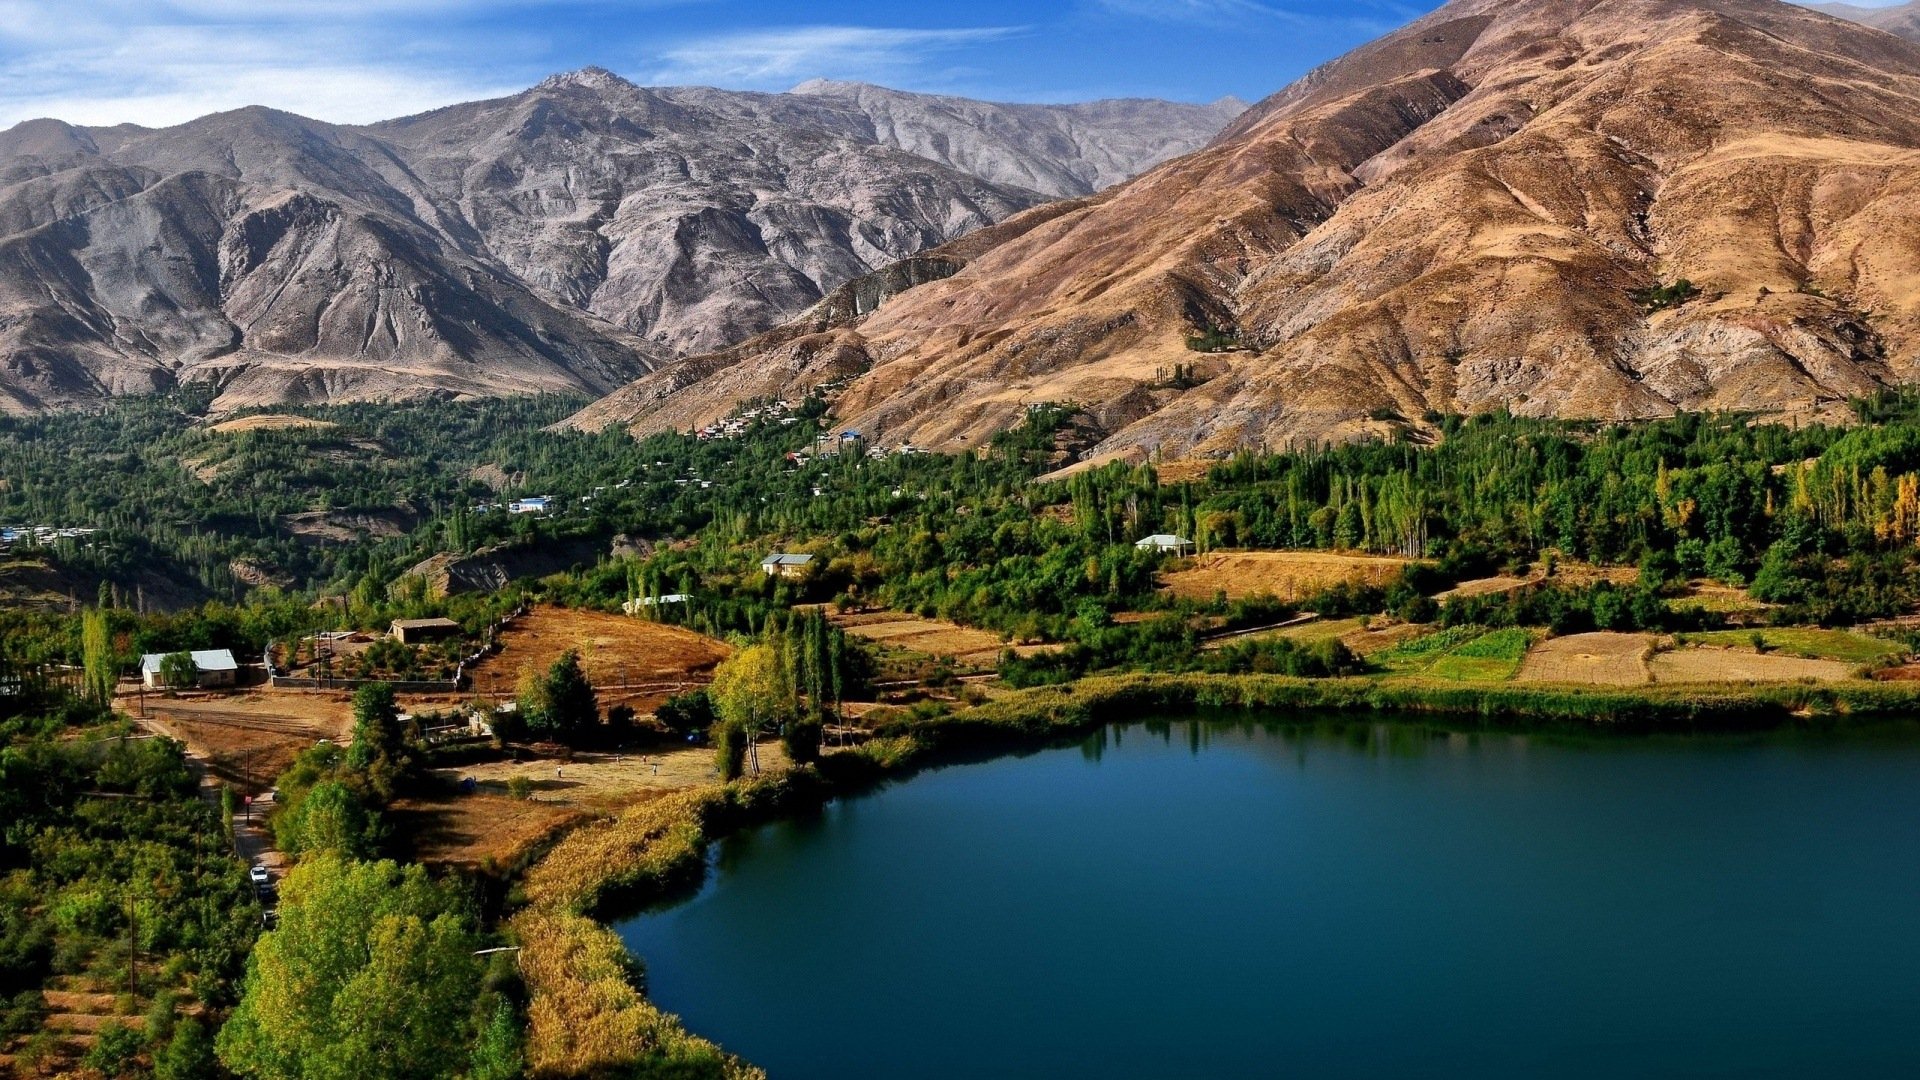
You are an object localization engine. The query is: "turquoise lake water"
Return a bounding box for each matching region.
[617,720,1920,1078]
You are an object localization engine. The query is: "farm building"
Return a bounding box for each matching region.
[1135,534,1195,555]
[140,649,239,689]
[622,594,690,615]
[389,617,462,644]
[761,553,815,578]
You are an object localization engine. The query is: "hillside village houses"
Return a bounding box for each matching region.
[0,525,97,551]
[140,649,239,690]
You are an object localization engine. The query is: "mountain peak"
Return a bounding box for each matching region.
[535,66,636,94]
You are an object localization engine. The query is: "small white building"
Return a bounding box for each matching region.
[140,649,239,690]
[622,594,690,615]
[1134,534,1195,556]
[761,553,815,578]
[508,496,554,515]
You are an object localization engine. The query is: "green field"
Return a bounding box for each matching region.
[1682,628,1906,666]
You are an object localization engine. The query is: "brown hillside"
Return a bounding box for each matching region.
[572,0,1920,456]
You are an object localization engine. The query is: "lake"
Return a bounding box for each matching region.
[617,719,1920,1078]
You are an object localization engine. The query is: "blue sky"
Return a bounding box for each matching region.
[0,1,1897,130]
[0,0,1444,128]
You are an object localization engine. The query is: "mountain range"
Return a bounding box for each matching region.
[0,74,1242,414]
[569,0,1920,459]
[1810,1,1920,39]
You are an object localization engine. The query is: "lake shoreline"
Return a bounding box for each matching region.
[506,673,1920,1075]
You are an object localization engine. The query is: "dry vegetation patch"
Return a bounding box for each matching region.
[829,610,1012,664]
[400,743,788,868]
[466,606,730,706]
[129,691,355,788]
[1160,550,1411,602]
[1650,649,1858,684]
[206,414,338,434]
[1515,632,1657,686]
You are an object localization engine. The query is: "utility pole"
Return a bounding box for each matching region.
[126,892,137,999]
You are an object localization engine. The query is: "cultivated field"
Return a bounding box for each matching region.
[1257,616,1434,657]
[831,610,1017,665]
[466,605,731,707]
[206,413,337,434]
[1160,550,1411,602]
[1681,628,1903,665]
[1650,649,1858,684]
[129,690,355,790]
[1515,632,1656,686]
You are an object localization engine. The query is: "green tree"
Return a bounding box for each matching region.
[217,856,484,1080]
[713,720,747,781]
[80,608,115,708]
[277,780,379,860]
[158,651,197,690]
[537,650,599,745]
[347,683,411,799]
[155,1016,217,1080]
[708,642,790,776]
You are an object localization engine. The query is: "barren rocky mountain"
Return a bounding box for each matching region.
[1808,1,1920,40]
[571,0,1920,460]
[0,72,1238,413]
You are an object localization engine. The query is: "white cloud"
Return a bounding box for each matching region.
[0,0,701,128]
[642,25,1027,89]
[1094,0,1398,31]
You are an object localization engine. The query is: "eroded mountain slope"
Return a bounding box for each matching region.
[572,0,1920,458]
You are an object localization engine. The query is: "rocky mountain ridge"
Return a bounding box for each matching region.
[0,72,1239,413]
[569,0,1920,459]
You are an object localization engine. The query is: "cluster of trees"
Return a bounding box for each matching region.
[216,857,521,1080]
[708,609,875,778]
[218,683,527,1079]
[0,692,259,1077]
[273,684,421,860]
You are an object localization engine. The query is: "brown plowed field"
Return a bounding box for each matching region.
[465,605,731,707]
[1515,632,1656,686]
[1160,551,1411,602]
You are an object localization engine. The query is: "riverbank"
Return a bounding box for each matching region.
[506,672,1920,1076]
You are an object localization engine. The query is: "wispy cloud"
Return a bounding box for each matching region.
[1094,0,1399,32]
[0,0,701,128]
[641,25,1028,89]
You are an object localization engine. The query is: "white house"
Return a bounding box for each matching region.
[622,594,690,615]
[761,553,815,578]
[508,496,554,514]
[140,649,239,690]
[1134,534,1195,556]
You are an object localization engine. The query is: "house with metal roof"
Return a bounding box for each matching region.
[140,649,239,689]
[1134,534,1195,556]
[760,553,816,578]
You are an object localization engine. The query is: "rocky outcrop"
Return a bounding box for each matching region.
[0,74,1239,414]
[574,0,1920,456]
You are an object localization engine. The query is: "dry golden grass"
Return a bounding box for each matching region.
[206,414,338,434]
[1650,649,1858,684]
[1436,575,1533,600]
[400,743,789,869]
[830,610,1011,662]
[467,606,730,707]
[1515,632,1656,686]
[1153,460,1215,485]
[1160,550,1411,602]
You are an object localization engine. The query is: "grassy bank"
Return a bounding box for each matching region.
[507,672,1920,1076]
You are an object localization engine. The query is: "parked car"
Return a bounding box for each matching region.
[249,864,270,886]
